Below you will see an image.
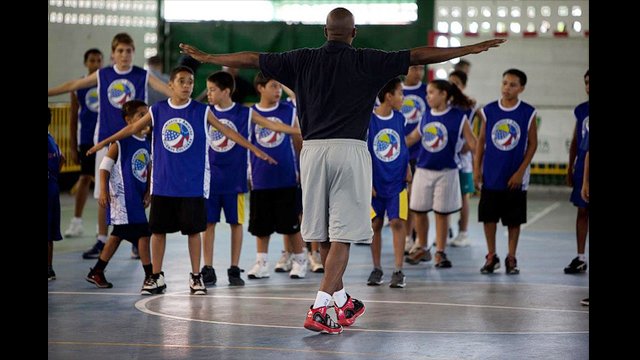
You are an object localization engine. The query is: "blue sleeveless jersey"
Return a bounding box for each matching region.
[480,100,536,190]
[76,83,99,146]
[416,107,466,170]
[48,133,62,184]
[368,110,409,197]
[572,101,589,183]
[150,99,210,198]
[97,65,148,142]
[208,103,251,194]
[250,102,297,190]
[108,136,150,225]
[401,82,428,160]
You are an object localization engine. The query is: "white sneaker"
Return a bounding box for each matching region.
[248,260,270,279]
[274,251,292,272]
[290,258,307,279]
[64,219,84,237]
[450,232,470,247]
[308,251,324,273]
[404,237,415,254]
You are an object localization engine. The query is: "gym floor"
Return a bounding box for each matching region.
[48,187,588,359]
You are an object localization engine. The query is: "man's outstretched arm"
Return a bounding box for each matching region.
[409,39,505,65]
[179,43,260,69]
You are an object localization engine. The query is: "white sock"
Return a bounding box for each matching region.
[313,291,332,309]
[293,252,306,264]
[578,254,586,261]
[333,288,348,308]
[458,231,467,236]
[256,253,268,262]
[96,235,107,243]
[72,217,82,224]
[405,236,413,242]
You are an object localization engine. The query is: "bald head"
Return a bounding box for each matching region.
[325,7,356,43]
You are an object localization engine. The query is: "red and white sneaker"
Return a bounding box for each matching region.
[303,306,343,334]
[334,295,365,326]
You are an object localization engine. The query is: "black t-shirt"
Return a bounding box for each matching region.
[259,41,410,141]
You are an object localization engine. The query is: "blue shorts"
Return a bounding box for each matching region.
[370,188,408,221]
[570,181,588,208]
[206,193,245,225]
[48,182,62,242]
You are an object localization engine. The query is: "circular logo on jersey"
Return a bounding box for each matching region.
[491,119,521,151]
[209,119,237,152]
[107,79,136,109]
[131,148,150,182]
[401,95,426,124]
[85,87,99,112]
[255,117,284,148]
[581,116,589,137]
[421,122,448,152]
[373,129,401,162]
[162,118,194,153]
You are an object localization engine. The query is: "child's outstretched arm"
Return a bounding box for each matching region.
[87,112,152,155]
[48,72,98,97]
[251,110,301,136]
[206,110,277,165]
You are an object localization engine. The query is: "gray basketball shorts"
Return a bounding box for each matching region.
[300,139,373,244]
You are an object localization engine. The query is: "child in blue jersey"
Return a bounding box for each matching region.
[449,70,478,248]
[366,77,411,288]
[49,33,172,260]
[474,69,538,275]
[246,72,308,280]
[48,108,64,281]
[64,48,104,239]
[564,69,589,275]
[405,80,477,269]
[85,100,154,291]
[401,65,428,255]
[201,71,301,286]
[88,66,276,295]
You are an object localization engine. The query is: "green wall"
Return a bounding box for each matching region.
[163,0,433,100]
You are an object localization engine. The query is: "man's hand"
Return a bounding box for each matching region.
[469,39,506,54]
[179,43,208,63]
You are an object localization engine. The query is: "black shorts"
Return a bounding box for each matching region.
[296,186,303,215]
[478,188,527,226]
[249,187,300,237]
[79,144,96,175]
[149,195,206,235]
[110,223,151,244]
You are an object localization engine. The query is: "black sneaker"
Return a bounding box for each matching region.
[201,265,217,286]
[564,257,587,274]
[480,254,501,274]
[505,255,520,275]
[86,268,113,288]
[227,266,245,286]
[434,251,452,268]
[141,272,166,295]
[189,272,207,295]
[367,268,383,286]
[82,240,105,259]
[389,270,406,288]
[48,267,56,281]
